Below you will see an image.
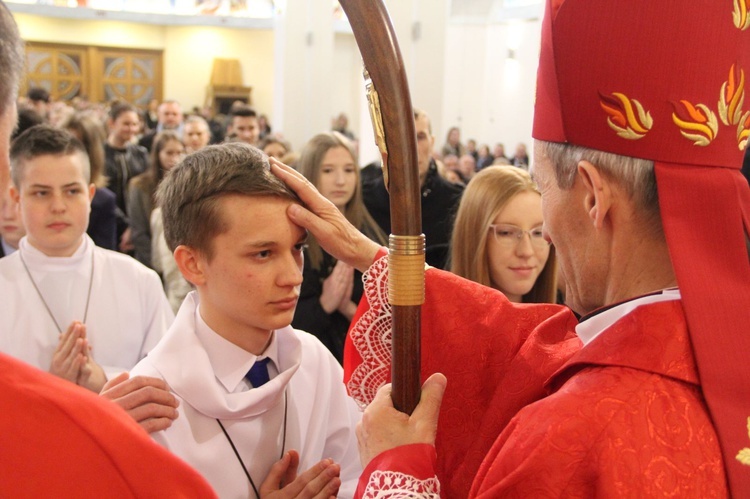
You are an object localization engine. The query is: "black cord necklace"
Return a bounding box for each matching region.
[19,249,95,333]
[216,390,288,498]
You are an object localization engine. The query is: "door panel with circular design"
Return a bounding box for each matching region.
[22,43,162,106]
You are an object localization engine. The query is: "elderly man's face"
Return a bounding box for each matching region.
[532,141,603,315]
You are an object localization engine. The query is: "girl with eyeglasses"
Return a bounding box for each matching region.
[449,166,557,303]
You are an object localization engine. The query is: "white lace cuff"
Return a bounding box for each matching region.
[347,253,391,409]
[362,471,441,498]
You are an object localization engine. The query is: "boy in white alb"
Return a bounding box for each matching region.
[0,125,172,393]
[130,143,362,498]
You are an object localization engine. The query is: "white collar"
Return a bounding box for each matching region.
[575,289,682,346]
[19,235,91,272]
[149,292,302,419]
[194,304,280,393]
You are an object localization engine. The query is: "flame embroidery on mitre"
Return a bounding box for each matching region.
[738,111,750,150]
[733,0,750,30]
[671,100,719,147]
[600,92,653,140]
[719,64,746,126]
[736,418,750,465]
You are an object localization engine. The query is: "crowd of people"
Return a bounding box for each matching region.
[1,0,748,497]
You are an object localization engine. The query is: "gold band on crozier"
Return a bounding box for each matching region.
[388,234,425,306]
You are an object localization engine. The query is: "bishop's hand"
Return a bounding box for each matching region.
[269,158,380,273]
[356,373,447,468]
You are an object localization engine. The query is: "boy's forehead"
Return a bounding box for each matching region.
[18,153,88,186]
[216,194,302,232]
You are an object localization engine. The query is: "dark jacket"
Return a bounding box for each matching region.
[87,187,118,251]
[292,251,365,364]
[104,143,149,239]
[362,160,464,269]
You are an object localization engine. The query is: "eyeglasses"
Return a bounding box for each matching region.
[488,224,549,249]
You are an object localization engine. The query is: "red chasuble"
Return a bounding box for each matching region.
[346,261,727,498]
[0,352,217,497]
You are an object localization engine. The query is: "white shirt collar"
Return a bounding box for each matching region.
[575,288,681,346]
[194,304,280,393]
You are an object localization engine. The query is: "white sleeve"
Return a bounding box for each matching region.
[137,269,175,358]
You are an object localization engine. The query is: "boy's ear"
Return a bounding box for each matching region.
[9,185,19,204]
[88,184,96,203]
[174,245,206,286]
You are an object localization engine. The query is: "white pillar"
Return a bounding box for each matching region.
[273,0,334,151]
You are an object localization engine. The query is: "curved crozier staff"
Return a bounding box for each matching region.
[338,0,423,415]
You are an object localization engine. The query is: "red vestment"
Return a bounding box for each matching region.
[0,352,217,497]
[346,262,727,498]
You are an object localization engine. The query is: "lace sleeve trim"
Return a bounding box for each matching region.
[362,471,441,498]
[347,254,391,409]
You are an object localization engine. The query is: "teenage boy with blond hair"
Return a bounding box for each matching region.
[0,125,172,393]
[130,142,361,498]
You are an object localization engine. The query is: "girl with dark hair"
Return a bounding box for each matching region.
[127,131,184,267]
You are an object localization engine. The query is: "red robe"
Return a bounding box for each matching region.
[345,260,727,498]
[0,352,217,497]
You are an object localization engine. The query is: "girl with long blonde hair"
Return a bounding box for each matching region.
[450,166,557,303]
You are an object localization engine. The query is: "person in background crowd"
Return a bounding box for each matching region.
[332,112,356,140]
[442,168,467,186]
[261,135,291,160]
[362,109,463,269]
[258,113,272,140]
[466,138,478,162]
[182,115,211,153]
[225,105,260,146]
[441,126,465,158]
[26,87,50,122]
[62,112,118,251]
[104,102,149,252]
[139,99,183,152]
[143,98,159,131]
[492,142,507,163]
[12,107,43,141]
[477,143,494,170]
[457,154,477,182]
[512,142,529,169]
[128,131,185,268]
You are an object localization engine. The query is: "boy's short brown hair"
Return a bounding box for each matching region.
[10,124,90,187]
[156,142,299,260]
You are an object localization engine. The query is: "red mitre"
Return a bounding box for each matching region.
[533,0,750,494]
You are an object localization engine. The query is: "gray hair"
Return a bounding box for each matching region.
[537,140,660,228]
[184,114,209,131]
